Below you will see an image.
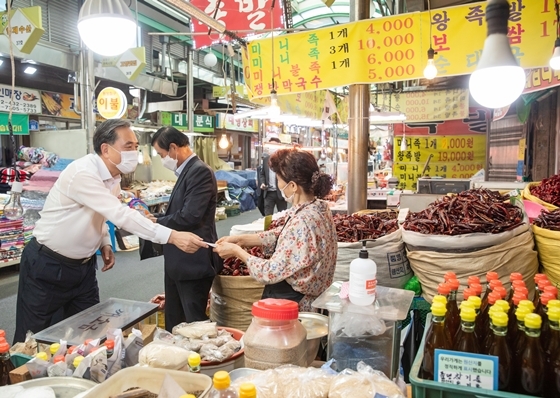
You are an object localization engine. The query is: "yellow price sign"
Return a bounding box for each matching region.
[96,87,127,120]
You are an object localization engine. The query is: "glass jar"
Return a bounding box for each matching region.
[243,299,307,370]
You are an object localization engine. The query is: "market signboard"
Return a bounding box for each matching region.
[0,84,41,114]
[97,87,128,120]
[523,67,560,94]
[244,1,551,98]
[2,6,44,54]
[217,113,259,132]
[192,114,214,132]
[392,108,490,190]
[0,113,29,135]
[159,112,214,132]
[117,47,146,81]
[41,91,80,119]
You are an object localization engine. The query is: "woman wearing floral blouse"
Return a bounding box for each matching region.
[214,148,338,311]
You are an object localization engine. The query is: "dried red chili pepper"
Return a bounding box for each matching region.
[530,175,560,207]
[534,209,560,231]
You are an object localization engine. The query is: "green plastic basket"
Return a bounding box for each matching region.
[401,297,431,330]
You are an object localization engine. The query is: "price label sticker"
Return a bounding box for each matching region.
[435,349,498,390]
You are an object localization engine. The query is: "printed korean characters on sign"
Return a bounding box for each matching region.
[220,113,259,132]
[193,115,214,132]
[189,0,284,49]
[3,6,44,54]
[389,89,469,123]
[524,67,560,94]
[0,83,41,114]
[41,92,81,119]
[435,349,498,390]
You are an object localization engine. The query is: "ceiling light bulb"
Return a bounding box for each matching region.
[219,134,229,149]
[550,39,560,70]
[400,135,408,151]
[24,66,37,74]
[78,0,137,56]
[204,53,218,67]
[268,91,281,117]
[423,48,438,80]
[468,0,525,109]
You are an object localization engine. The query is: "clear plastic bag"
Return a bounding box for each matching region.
[331,310,386,338]
[124,328,143,367]
[138,342,193,370]
[172,320,218,339]
[26,357,50,379]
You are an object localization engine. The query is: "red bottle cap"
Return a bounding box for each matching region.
[489,279,504,290]
[53,355,65,363]
[67,345,77,355]
[0,337,6,345]
[444,272,457,282]
[541,292,557,306]
[437,283,451,296]
[488,292,501,305]
[486,272,499,282]
[493,286,507,299]
[512,280,526,289]
[0,330,5,338]
[463,288,476,300]
[544,286,558,298]
[0,342,9,353]
[538,279,552,290]
[447,278,460,291]
[252,298,299,320]
[105,340,115,350]
[513,292,528,306]
[510,273,523,282]
[470,283,483,296]
[515,286,529,297]
[535,273,548,283]
[84,339,93,345]
[468,276,481,286]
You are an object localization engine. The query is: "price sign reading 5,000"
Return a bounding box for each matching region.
[362,17,420,83]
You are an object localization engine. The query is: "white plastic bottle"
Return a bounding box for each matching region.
[348,241,377,306]
[209,371,239,398]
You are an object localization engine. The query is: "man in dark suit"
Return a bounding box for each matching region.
[259,138,287,216]
[151,127,222,331]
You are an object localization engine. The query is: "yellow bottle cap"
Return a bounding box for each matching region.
[548,300,560,309]
[516,306,531,322]
[491,312,508,327]
[432,295,448,305]
[495,300,510,312]
[49,343,60,355]
[431,302,447,317]
[213,370,231,390]
[488,305,505,316]
[35,352,48,361]
[460,307,476,322]
[524,313,542,329]
[239,382,257,398]
[459,301,475,310]
[518,300,535,312]
[73,355,84,368]
[179,395,196,398]
[548,307,560,323]
[467,296,481,310]
[188,352,201,367]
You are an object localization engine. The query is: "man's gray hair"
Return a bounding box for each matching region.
[93,119,131,155]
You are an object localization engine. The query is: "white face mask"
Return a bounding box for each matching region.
[280,182,295,203]
[109,146,138,174]
[162,154,178,171]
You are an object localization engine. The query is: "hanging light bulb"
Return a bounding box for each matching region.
[219,134,229,149]
[423,48,438,80]
[4,181,24,220]
[137,149,144,164]
[268,90,281,117]
[400,133,408,151]
[78,0,137,56]
[468,0,525,109]
[204,53,218,68]
[551,40,560,70]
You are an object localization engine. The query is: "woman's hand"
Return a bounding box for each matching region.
[216,235,243,245]
[214,242,244,260]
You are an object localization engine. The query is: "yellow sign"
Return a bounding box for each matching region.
[244,1,554,98]
[212,85,246,99]
[3,6,44,54]
[393,135,486,190]
[117,47,146,81]
[96,87,127,120]
[375,89,469,122]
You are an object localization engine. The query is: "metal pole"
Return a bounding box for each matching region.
[81,48,96,154]
[187,48,194,133]
[347,0,370,214]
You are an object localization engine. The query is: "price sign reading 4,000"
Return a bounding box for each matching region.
[362,17,418,82]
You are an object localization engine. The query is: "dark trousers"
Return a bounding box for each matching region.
[14,239,99,343]
[264,191,287,216]
[164,272,214,332]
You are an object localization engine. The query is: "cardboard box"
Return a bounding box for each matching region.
[122,323,157,345]
[9,364,31,384]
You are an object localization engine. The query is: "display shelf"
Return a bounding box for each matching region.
[0,258,20,268]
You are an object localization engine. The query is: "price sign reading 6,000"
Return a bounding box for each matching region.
[361,16,420,83]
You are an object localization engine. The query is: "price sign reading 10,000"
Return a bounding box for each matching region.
[362,17,417,82]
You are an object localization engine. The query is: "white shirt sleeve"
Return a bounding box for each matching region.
[67,170,172,244]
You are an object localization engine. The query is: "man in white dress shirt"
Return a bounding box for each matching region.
[13,119,207,343]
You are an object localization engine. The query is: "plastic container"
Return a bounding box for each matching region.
[243,298,307,370]
[210,371,238,397]
[348,241,377,306]
[410,313,534,398]
[82,367,212,397]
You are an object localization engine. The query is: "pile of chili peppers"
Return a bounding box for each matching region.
[534,209,560,231]
[403,188,523,235]
[220,246,265,276]
[333,211,399,242]
[530,174,560,207]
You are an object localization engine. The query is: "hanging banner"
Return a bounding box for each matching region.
[2,6,45,54]
[0,113,29,135]
[186,0,284,49]
[375,89,469,123]
[217,113,259,132]
[0,84,41,114]
[244,1,553,98]
[393,108,490,190]
[117,47,147,81]
[41,91,80,119]
[523,67,560,94]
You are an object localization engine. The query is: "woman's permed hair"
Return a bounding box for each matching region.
[269,149,333,199]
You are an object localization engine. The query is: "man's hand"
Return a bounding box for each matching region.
[260,183,267,190]
[147,214,158,223]
[100,245,115,272]
[150,294,165,310]
[169,231,208,253]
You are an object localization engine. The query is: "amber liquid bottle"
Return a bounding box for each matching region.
[0,342,14,386]
[446,278,461,343]
[480,271,499,316]
[422,302,451,381]
[487,312,512,392]
[479,292,501,347]
[453,307,479,354]
[518,313,545,396]
[544,308,560,397]
[511,307,532,393]
[433,293,453,345]
[482,306,505,354]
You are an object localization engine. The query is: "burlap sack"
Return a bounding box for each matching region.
[533,225,560,286]
[523,182,559,212]
[334,229,413,289]
[407,228,538,303]
[210,275,264,331]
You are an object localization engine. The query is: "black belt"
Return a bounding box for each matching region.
[31,238,93,266]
